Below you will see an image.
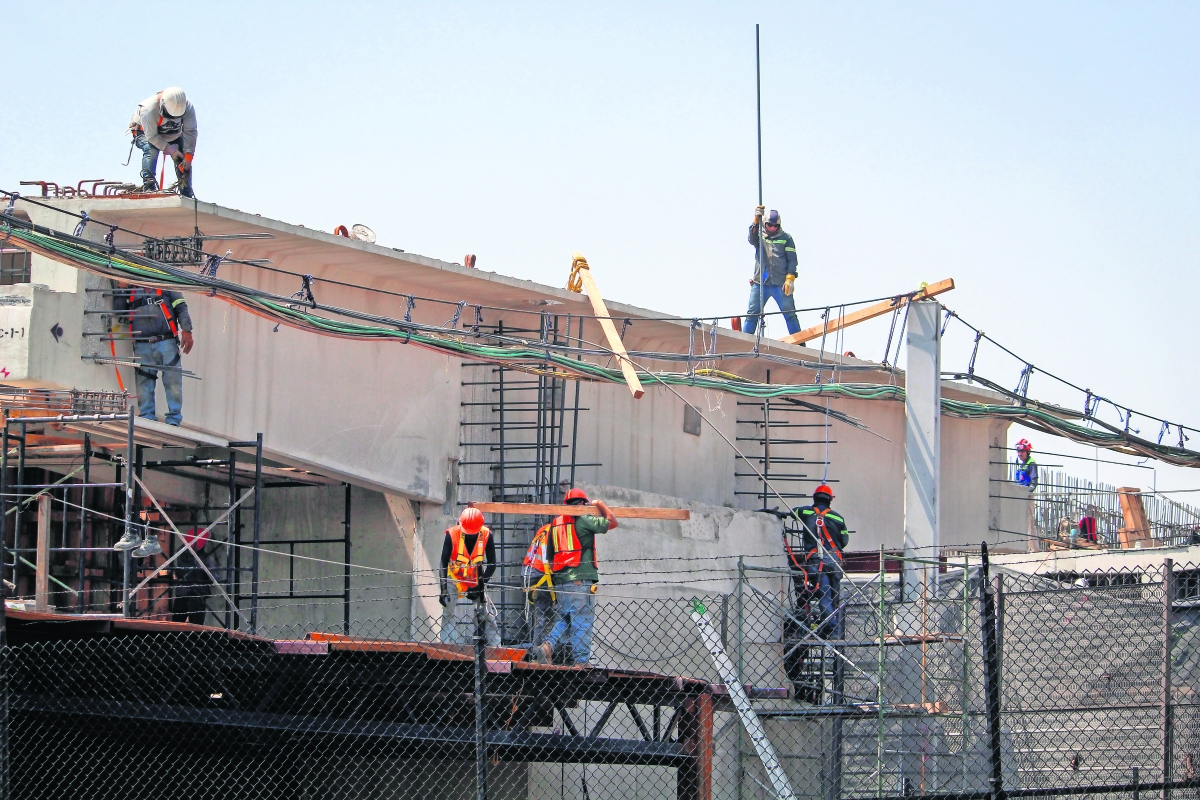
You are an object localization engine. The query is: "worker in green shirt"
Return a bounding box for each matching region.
[535,488,618,666]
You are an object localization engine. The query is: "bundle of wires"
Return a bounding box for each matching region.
[4,212,1200,467]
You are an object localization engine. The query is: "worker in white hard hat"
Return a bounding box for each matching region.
[129,87,197,197]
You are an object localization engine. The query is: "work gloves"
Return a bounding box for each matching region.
[438,578,450,607]
[783,275,795,297]
[754,205,765,224]
[466,580,487,602]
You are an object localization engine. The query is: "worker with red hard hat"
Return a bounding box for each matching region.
[439,506,500,646]
[533,487,618,666]
[1014,439,1038,492]
[169,526,217,625]
[785,483,849,639]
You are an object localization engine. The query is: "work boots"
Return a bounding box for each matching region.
[112,529,141,551]
[133,531,162,558]
[139,178,159,193]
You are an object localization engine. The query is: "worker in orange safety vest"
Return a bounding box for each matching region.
[439,507,499,646]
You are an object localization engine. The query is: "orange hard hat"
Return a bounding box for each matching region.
[459,507,485,533]
[564,487,589,505]
[814,484,835,499]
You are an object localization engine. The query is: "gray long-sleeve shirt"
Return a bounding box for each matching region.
[748,223,798,285]
[130,93,198,155]
[112,286,193,340]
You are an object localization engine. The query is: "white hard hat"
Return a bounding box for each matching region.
[161,87,187,117]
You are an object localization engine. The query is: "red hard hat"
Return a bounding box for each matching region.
[564,487,589,505]
[459,507,485,534]
[814,484,835,499]
[1015,439,1032,452]
[183,526,210,551]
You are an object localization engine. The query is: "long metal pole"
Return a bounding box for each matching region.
[77,434,91,612]
[979,542,1004,800]
[755,24,766,342]
[122,412,134,617]
[0,413,9,800]
[475,593,489,800]
[251,432,263,634]
[343,483,352,635]
[1162,558,1174,800]
[11,424,25,597]
[225,448,237,630]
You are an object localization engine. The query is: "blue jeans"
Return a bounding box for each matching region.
[744,282,801,335]
[133,132,193,197]
[133,338,184,426]
[545,581,595,665]
[817,559,842,637]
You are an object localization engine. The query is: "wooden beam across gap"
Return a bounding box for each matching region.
[471,502,689,521]
[569,253,644,399]
[780,278,956,346]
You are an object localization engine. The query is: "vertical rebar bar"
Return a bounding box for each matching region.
[225,448,237,630]
[961,555,971,792]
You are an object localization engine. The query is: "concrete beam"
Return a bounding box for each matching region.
[904,301,941,598]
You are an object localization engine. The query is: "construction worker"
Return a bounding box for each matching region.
[439,507,500,646]
[1014,439,1039,492]
[534,488,618,666]
[522,522,556,646]
[1077,510,1098,544]
[112,281,194,427]
[744,207,800,336]
[791,484,848,638]
[129,87,197,196]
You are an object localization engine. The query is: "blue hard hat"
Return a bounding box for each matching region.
[766,210,781,225]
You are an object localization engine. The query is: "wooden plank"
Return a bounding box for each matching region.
[1117,487,1153,548]
[780,278,955,345]
[35,493,50,612]
[570,253,645,399]
[471,502,690,520]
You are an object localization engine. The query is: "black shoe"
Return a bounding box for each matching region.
[139,179,159,193]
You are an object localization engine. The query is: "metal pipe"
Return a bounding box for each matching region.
[225,444,237,630]
[474,594,489,800]
[121,412,133,617]
[1162,558,1174,800]
[343,482,351,635]
[979,542,1004,800]
[251,432,263,634]
[77,434,90,612]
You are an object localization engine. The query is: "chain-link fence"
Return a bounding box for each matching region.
[3,547,1200,799]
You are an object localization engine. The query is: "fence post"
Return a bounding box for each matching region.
[1162,559,1174,800]
[474,594,488,800]
[979,542,1004,800]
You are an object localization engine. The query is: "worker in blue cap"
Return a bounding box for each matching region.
[744,207,800,336]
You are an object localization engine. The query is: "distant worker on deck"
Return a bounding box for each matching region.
[535,488,617,666]
[744,207,800,336]
[1014,439,1039,492]
[129,87,197,197]
[791,484,849,638]
[439,507,500,646]
[112,282,195,427]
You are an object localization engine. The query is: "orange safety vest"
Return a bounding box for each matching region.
[446,524,491,597]
[549,514,598,573]
[523,524,551,574]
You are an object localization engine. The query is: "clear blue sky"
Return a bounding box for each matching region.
[3,2,1198,491]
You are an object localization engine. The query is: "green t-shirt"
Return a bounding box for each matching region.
[550,515,611,584]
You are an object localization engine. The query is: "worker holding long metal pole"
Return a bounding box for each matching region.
[744,26,801,339]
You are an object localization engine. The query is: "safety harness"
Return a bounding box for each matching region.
[446,524,490,597]
[784,508,843,595]
[129,288,182,340]
[522,524,555,601]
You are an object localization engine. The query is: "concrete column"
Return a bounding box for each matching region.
[904,301,941,601]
